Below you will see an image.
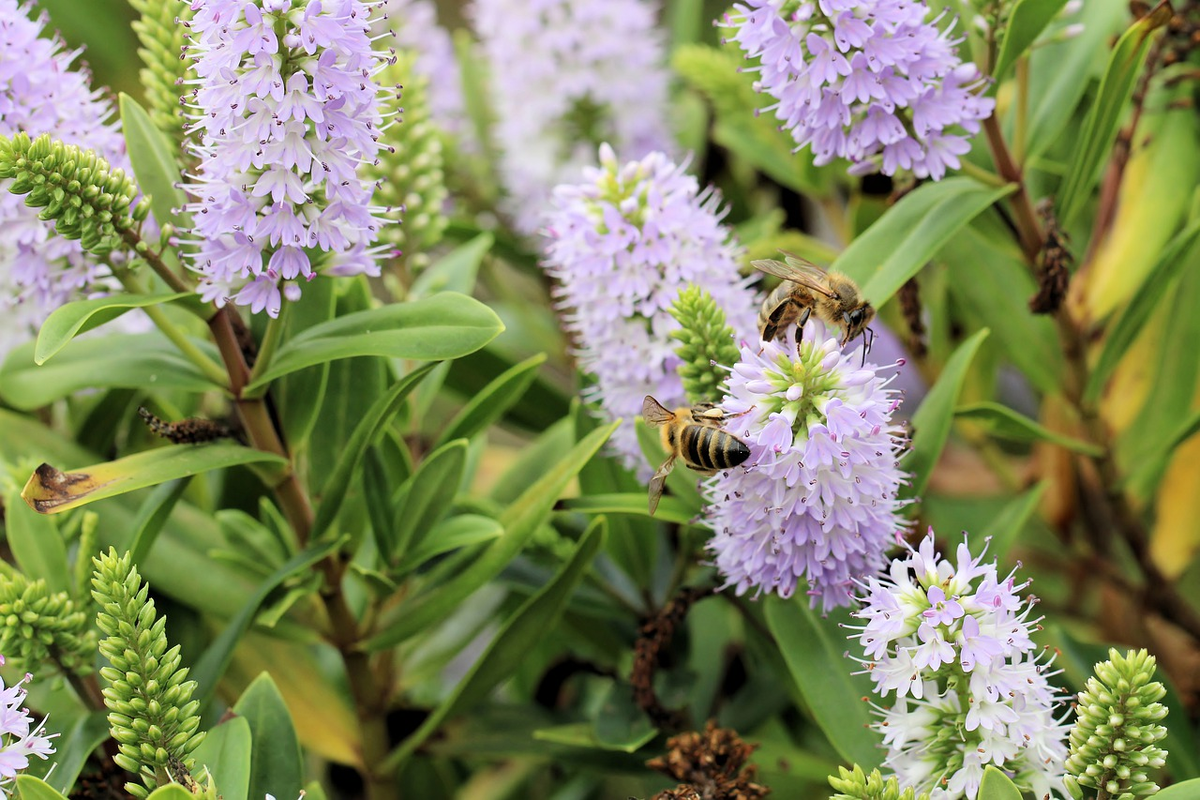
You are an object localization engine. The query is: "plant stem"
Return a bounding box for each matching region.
[981,114,1043,261]
[119,229,193,295]
[957,158,1008,188]
[1014,57,1030,164]
[110,268,230,389]
[246,299,290,394]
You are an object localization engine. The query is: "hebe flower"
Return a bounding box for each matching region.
[704,321,907,608]
[851,531,1069,799]
[0,0,129,350]
[182,0,391,316]
[722,0,995,179]
[0,655,57,796]
[542,144,757,472]
[473,0,672,233]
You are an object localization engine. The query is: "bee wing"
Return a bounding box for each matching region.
[642,395,675,427]
[648,455,676,515]
[750,256,838,300]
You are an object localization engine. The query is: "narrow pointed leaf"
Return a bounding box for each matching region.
[764,596,880,768]
[128,479,191,566]
[560,493,697,525]
[955,402,1103,455]
[832,179,1015,306]
[119,93,189,231]
[387,439,468,562]
[310,362,438,540]
[15,777,70,800]
[409,232,492,299]
[392,514,504,577]
[245,293,503,392]
[3,489,69,593]
[434,353,546,448]
[365,420,618,650]
[35,292,190,364]
[991,0,1070,82]
[981,482,1048,559]
[903,329,990,499]
[21,445,286,514]
[383,518,606,770]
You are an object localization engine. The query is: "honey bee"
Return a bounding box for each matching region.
[642,395,751,515]
[752,252,875,353]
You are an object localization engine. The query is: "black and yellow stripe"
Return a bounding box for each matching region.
[681,424,750,472]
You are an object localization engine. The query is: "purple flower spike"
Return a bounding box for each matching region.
[722,0,995,178]
[183,0,391,316]
[851,530,1069,800]
[542,145,758,473]
[0,0,130,352]
[704,321,909,608]
[472,0,672,234]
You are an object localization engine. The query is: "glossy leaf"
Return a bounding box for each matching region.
[193,539,342,713]
[191,716,252,800]
[232,673,304,800]
[1157,778,1200,799]
[955,402,1102,455]
[275,276,337,447]
[364,420,618,650]
[832,178,1016,306]
[0,334,222,411]
[309,362,438,541]
[34,292,190,365]
[21,444,286,515]
[393,514,504,577]
[445,347,571,433]
[991,0,1069,82]
[1056,4,1174,226]
[1085,221,1200,403]
[978,767,1022,800]
[1126,407,1200,496]
[595,681,658,748]
[128,479,191,566]
[903,329,990,499]
[532,722,656,753]
[434,353,546,448]
[119,93,188,231]
[764,597,880,769]
[3,489,69,593]
[383,518,606,769]
[409,232,492,299]
[244,293,503,393]
[15,777,70,800]
[981,482,1047,560]
[388,439,468,563]
[560,493,698,525]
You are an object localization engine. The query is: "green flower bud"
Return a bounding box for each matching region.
[1065,649,1169,799]
[0,573,96,677]
[129,0,195,148]
[91,548,205,798]
[828,765,930,800]
[669,285,741,404]
[0,133,142,255]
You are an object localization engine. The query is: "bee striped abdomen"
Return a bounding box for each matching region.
[683,424,751,472]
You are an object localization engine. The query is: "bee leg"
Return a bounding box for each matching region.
[648,456,676,515]
[794,306,811,355]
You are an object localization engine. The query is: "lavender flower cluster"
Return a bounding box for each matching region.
[705,322,908,608]
[473,0,672,234]
[852,532,1068,799]
[183,0,390,316]
[723,0,995,179]
[542,144,757,472]
[0,0,128,351]
[0,656,55,794]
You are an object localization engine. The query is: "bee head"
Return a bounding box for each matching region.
[841,304,875,346]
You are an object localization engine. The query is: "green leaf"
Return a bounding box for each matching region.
[309,363,438,541]
[1123,406,1200,498]
[119,93,188,232]
[275,276,337,447]
[34,292,190,365]
[445,347,571,433]
[955,402,1102,455]
[1085,221,1200,403]
[978,766,1023,800]
[245,293,503,393]
[832,179,1016,306]
[409,232,492,299]
[15,776,70,800]
[0,334,223,411]
[434,353,546,448]
[364,420,618,651]
[128,479,191,566]
[903,330,990,499]
[382,518,606,769]
[532,722,657,753]
[1056,4,1174,226]
[193,539,341,714]
[763,597,880,769]
[27,711,108,792]
[232,674,303,800]
[388,439,468,562]
[393,514,504,577]
[3,489,69,593]
[144,785,194,800]
[991,0,1070,82]
[559,493,697,526]
[1157,778,1200,799]
[981,482,1047,560]
[191,713,251,800]
[20,444,286,514]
